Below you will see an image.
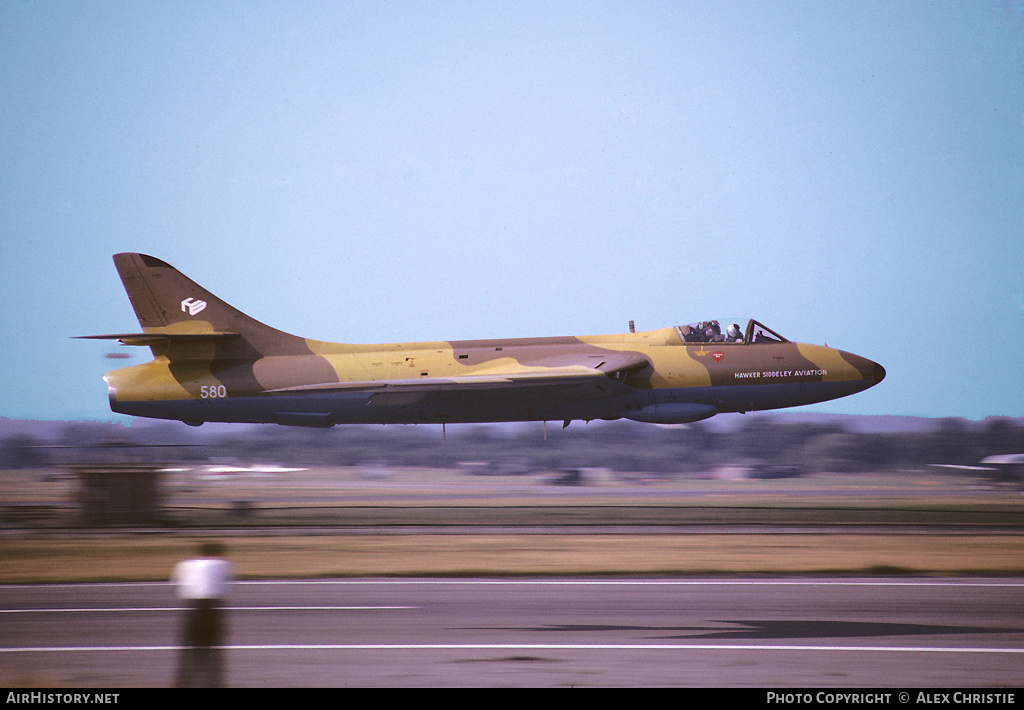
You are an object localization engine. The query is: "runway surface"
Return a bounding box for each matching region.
[2,577,1023,687]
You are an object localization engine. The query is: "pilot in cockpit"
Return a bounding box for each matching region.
[701,321,722,341]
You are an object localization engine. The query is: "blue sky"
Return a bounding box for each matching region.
[1,1,1022,422]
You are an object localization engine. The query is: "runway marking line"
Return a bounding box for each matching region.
[0,606,413,613]
[2,643,1023,655]
[238,579,1024,587]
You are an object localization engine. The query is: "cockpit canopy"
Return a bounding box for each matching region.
[676,319,787,345]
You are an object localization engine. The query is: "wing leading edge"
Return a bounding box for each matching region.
[264,361,644,406]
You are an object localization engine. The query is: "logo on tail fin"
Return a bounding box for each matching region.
[181,297,207,316]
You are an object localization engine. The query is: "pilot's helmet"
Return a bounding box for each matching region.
[727,323,742,340]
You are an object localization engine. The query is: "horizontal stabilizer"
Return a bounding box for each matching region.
[76,332,240,346]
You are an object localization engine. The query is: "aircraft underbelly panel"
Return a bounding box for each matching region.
[661,379,877,413]
[111,369,876,425]
[372,391,638,425]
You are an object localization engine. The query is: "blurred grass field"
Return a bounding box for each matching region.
[3,533,1024,582]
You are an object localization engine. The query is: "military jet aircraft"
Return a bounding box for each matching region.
[80,253,884,428]
[931,454,1024,486]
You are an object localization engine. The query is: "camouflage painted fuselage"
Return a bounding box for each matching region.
[86,254,884,428]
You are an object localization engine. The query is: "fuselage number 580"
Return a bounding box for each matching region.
[200,385,227,399]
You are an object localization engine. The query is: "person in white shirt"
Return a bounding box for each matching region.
[172,541,233,687]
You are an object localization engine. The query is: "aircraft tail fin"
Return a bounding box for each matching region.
[102,253,311,358]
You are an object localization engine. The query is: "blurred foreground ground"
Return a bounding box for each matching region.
[3,464,1023,581]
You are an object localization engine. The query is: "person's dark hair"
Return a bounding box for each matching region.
[199,541,225,557]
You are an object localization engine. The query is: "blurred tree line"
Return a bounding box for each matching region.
[3,416,1024,475]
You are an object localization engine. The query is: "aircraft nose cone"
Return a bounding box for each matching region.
[840,351,885,389]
